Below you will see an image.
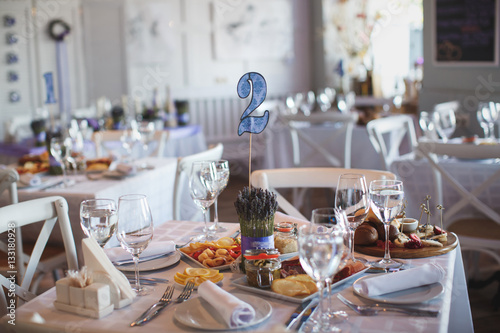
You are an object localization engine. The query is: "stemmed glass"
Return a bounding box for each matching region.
[138,121,156,158]
[50,135,73,187]
[189,161,219,241]
[477,103,491,139]
[116,194,154,296]
[369,180,404,270]
[298,223,345,332]
[211,160,230,233]
[310,207,349,323]
[419,111,437,140]
[80,199,118,248]
[335,173,369,264]
[433,109,456,142]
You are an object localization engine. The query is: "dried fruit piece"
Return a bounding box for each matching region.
[433,226,445,235]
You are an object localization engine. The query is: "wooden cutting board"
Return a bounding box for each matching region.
[354,232,458,259]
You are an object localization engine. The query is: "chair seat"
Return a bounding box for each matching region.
[448,218,500,241]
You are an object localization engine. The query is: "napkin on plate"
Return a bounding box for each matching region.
[358,263,445,296]
[274,212,310,228]
[104,240,175,262]
[19,173,42,187]
[198,280,256,328]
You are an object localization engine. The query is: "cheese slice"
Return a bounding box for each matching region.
[421,239,443,247]
[82,238,136,300]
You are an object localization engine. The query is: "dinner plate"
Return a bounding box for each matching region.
[174,293,272,330]
[231,267,369,304]
[116,251,181,272]
[352,275,444,304]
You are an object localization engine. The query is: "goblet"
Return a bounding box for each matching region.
[298,223,344,332]
[211,160,230,233]
[369,180,404,269]
[138,121,156,157]
[433,108,456,142]
[311,207,349,323]
[50,135,73,187]
[335,173,369,263]
[189,161,219,241]
[80,198,117,248]
[116,194,154,296]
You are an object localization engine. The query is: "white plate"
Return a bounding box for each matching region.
[352,275,444,304]
[174,293,272,331]
[231,267,369,304]
[117,251,181,272]
[180,250,298,271]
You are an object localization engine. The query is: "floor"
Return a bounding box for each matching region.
[32,172,500,332]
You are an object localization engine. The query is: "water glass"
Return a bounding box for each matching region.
[298,224,345,332]
[369,180,404,269]
[211,160,230,233]
[80,199,117,248]
[116,194,154,296]
[335,173,369,264]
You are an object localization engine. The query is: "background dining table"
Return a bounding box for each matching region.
[0,157,197,260]
[0,220,473,333]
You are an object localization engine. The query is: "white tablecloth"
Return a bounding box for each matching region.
[391,154,500,222]
[0,158,198,260]
[0,221,473,333]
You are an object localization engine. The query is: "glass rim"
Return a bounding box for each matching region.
[81,198,116,207]
[338,173,366,179]
[369,179,403,186]
[118,194,147,201]
[311,207,336,215]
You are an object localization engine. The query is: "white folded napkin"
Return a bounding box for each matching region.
[274,212,310,228]
[198,280,256,328]
[358,263,445,296]
[115,163,136,175]
[104,240,175,262]
[19,173,42,187]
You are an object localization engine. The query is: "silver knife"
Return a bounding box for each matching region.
[113,252,172,266]
[286,298,318,330]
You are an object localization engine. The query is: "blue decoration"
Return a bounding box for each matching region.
[43,72,57,104]
[335,59,344,77]
[237,72,270,136]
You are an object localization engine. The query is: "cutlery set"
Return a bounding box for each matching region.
[130,281,195,326]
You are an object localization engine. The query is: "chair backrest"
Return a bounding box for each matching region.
[280,111,358,168]
[251,167,397,220]
[173,143,224,221]
[417,141,500,229]
[0,196,78,315]
[366,114,418,171]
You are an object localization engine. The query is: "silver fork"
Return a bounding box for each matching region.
[337,294,439,317]
[130,285,175,327]
[175,281,195,303]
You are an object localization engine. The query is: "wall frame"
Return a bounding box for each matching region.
[432,0,499,67]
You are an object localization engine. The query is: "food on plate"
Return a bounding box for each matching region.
[16,151,50,174]
[173,267,223,287]
[353,223,378,245]
[178,237,241,268]
[279,256,306,278]
[332,260,367,283]
[355,216,449,249]
[271,274,317,297]
[86,158,112,171]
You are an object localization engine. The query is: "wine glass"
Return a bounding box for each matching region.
[310,207,349,323]
[477,103,491,139]
[138,121,156,158]
[369,180,404,269]
[211,160,230,233]
[50,135,73,187]
[419,111,437,140]
[335,173,369,264]
[80,199,117,248]
[298,223,345,331]
[433,109,456,142]
[189,161,219,241]
[116,194,154,296]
